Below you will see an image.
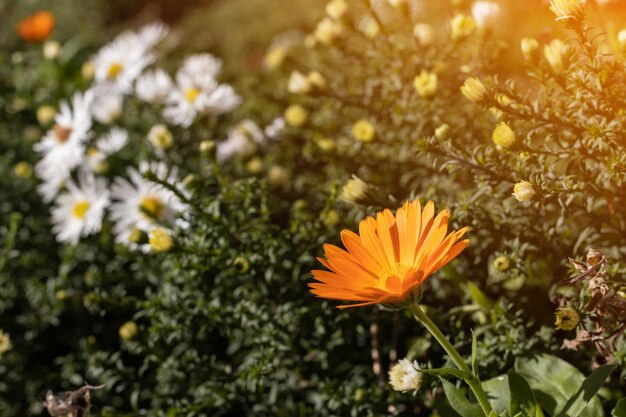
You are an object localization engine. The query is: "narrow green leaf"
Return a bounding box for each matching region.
[420,367,473,381]
[471,330,478,378]
[439,377,485,417]
[467,282,494,310]
[612,398,626,417]
[557,363,618,417]
[509,371,537,417]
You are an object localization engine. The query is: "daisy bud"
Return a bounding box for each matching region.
[36,105,56,126]
[268,165,288,185]
[493,255,511,272]
[149,227,173,253]
[148,124,173,150]
[512,181,536,202]
[352,119,376,142]
[549,0,585,21]
[389,359,422,392]
[471,1,501,31]
[263,46,286,70]
[544,39,566,73]
[119,321,138,340]
[460,77,488,104]
[554,307,580,330]
[316,137,336,152]
[521,37,539,61]
[307,71,327,89]
[326,0,348,20]
[0,330,11,356]
[450,14,475,41]
[341,175,372,205]
[435,124,451,140]
[492,122,516,148]
[413,71,438,98]
[288,71,312,94]
[413,23,434,46]
[284,105,308,127]
[314,17,342,45]
[246,157,264,174]
[43,40,61,59]
[359,15,380,39]
[14,161,33,179]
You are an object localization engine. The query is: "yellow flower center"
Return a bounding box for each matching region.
[185,87,200,103]
[107,62,123,80]
[140,196,165,220]
[72,200,90,219]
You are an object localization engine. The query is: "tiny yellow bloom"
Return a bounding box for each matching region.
[264,46,286,70]
[359,15,380,39]
[316,137,336,152]
[326,0,348,20]
[314,17,342,45]
[288,71,311,94]
[554,307,580,330]
[36,105,56,126]
[492,122,516,148]
[307,71,327,89]
[341,175,371,205]
[413,71,438,98]
[246,157,264,174]
[284,104,308,127]
[521,38,539,61]
[450,14,475,41]
[493,255,511,272]
[352,119,375,142]
[321,209,340,227]
[460,77,487,104]
[512,181,536,202]
[434,124,450,140]
[268,165,288,185]
[413,23,434,46]
[148,124,173,150]
[14,161,33,178]
[81,61,95,80]
[119,321,138,340]
[149,227,173,252]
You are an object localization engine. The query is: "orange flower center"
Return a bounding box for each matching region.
[54,124,73,143]
[378,263,417,294]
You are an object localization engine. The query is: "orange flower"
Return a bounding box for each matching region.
[309,200,469,309]
[16,11,55,43]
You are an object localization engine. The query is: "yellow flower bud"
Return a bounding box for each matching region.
[512,181,536,202]
[149,227,173,252]
[359,15,380,39]
[450,14,475,41]
[200,140,217,156]
[314,17,342,45]
[307,71,327,89]
[119,321,138,340]
[284,105,308,127]
[234,256,250,273]
[316,137,336,152]
[492,122,516,148]
[148,124,173,150]
[36,105,56,126]
[460,77,488,104]
[521,37,539,61]
[288,71,312,94]
[43,40,61,59]
[493,255,511,272]
[352,119,375,142]
[14,161,33,178]
[326,0,348,20]
[264,46,287,70]
[435,124,450,140]
[321,209,340,227]
[246,157,264,174]
[554,307,580,330]
[268,165,288,185]
[413,23,434,46]
[544,39,566,73]
[413,71,438,98]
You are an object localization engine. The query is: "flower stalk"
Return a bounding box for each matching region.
[408,303,493,416]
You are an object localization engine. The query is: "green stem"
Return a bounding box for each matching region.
[408,304,493,416]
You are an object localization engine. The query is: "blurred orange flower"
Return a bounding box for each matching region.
[310,200,469,309]
[16,11,55,43]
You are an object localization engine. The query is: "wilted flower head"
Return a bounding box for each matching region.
[549,0,585,21]
[450,14,475,41]
[16,11,55,43]
[492,122,516,148]
[512,181,536,202]
[471,1,501,30]
[555,307,580,330]
[413,71,438,98]
[388,359,422,392]
[460,77,488,104]
[310,200,469,308]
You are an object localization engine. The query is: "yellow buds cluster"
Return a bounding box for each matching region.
[492,122,516,148]
[450,14,475,41]
[460,77,488,104]
[284,105,308,127]
[554,307,580,330]
[352,119,376,142]
[413,71,438,98]
[512,181,536,202]
[549,0,585,21]
[149,227,173,252]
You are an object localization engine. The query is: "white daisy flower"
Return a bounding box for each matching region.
[34,90,94,201]
[180,53,222,87]
[110,162,186,245]
[135,68,174,103]
[85,128,129,172]
[203,84,242,116]
[51,173,110,245]
[388,359,423,392]
[92,89,124,124]
[264,117,286,139]
[216,119,264,162]
[137,22,169,50]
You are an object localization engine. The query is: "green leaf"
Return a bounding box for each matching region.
[509,371,537,417]
[439,377,485,417]
[471,331,478,378]
[483,375,510,415]
[557,363,617,417]
[420,367,474,381]
[612,398,626,417]
[467,282,494,310]
[515,354,604,417]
